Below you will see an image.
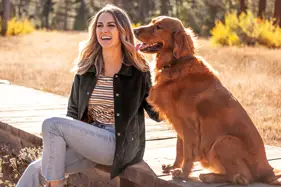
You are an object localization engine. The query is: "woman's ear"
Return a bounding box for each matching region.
[172,30,194,59]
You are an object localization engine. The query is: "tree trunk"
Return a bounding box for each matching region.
[160,0,170,15]
[274,0,281,27]
[1,0,11,36]
[64,0,68,30]
[42,0,52,29]
[191,0,196,9]
[239,0,247,15]
[18,0,23,17]
[258,0,266,18]
[138,0,147,23]
[138,0,154,23]
[113,0,122,7]
[74,0,88,30]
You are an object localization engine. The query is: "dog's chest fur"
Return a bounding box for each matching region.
[148,77,199,136]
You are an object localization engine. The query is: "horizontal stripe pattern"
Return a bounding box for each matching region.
[88,75,115,125]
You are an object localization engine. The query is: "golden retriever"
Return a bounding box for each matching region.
[134,16,281,185]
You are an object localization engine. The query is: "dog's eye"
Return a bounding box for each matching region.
[156,25,162,30]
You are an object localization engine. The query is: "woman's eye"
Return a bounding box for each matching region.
[108,24,115,27]
[97,25,102,28]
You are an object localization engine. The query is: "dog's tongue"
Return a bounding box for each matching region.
[136,43,142,51]
[135,43,149,51]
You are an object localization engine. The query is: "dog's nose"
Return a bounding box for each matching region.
[134,28,140,36]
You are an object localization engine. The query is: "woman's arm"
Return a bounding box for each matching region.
[66,74,80,119]
[142,72,161,122]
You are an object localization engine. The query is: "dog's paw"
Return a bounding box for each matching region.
[233,174,249,185]
[172,168,186,179]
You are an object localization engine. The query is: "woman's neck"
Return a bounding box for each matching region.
[102,47,123,77]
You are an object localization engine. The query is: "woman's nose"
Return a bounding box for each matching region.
[101,26,110,33]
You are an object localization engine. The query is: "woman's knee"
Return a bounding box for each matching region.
[41,117,61,134]
[26,159,42,172]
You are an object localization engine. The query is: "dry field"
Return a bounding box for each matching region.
[0,31,280,146]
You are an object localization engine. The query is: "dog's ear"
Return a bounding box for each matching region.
[172,29,194,59]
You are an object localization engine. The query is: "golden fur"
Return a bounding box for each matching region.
[134,16,281,185]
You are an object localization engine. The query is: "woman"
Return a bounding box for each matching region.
[17,4,159,187]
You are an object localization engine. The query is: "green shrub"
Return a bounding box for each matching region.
[211,11,281,48]
[0,18,35,36]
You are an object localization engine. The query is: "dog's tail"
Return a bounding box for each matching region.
[260,168,281,185]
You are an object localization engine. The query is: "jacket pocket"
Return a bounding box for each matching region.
[126,131,138,143]
[122,131,138,165]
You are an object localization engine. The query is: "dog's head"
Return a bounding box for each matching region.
[134,16,195,59]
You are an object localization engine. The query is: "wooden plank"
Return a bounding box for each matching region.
[146,138,177,149]
[0,110,66,117]
[124,157,281,187]
[143,139,281,186]
[146,124,172,131]
[0,116,64,123]
[264,145,281,160]
[0,107,66,112]
[146,131,176,140]
[0,85,67,105]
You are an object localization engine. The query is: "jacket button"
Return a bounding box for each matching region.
[117,132,121,136]
[115,75,118,78]
[116,113,120,116]
[116,93,119,97]
[87,92,90,95]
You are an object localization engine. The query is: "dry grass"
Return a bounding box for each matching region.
[0,31,280,146]
[0,31,83,95]
[0,145,41,186]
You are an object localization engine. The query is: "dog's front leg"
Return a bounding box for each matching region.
[162,135,183,173]
[172,125,194,179]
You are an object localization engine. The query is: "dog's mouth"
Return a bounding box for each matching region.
[136,42,163,53]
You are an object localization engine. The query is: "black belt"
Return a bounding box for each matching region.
[91,122,106,129]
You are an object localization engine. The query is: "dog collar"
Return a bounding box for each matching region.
[159,54,196,72]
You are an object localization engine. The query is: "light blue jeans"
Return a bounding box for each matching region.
[16,117,116,187]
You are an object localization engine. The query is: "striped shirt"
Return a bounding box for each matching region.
[87,75,115,125]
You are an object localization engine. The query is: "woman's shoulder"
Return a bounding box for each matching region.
[131,65,150,78]
[73,71,97,82]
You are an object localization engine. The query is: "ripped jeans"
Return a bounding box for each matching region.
[16,117,116,187]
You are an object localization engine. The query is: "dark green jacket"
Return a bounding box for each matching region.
[66,62,160,179]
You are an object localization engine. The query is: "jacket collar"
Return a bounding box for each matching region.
[118,63,132,76]
[87,58,133,76]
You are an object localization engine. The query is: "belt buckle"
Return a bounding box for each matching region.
[97,124,105,129]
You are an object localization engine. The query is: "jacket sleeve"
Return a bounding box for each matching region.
[142,72,161,122]
[66,74,80,119]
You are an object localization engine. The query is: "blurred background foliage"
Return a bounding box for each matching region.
[211,11,281,48]
[0,0,281,47]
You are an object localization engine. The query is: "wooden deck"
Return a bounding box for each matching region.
[1,83,281,187]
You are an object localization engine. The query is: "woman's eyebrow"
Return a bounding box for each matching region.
[97,21,116,24]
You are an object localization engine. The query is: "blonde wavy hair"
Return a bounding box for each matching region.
[73,4,149,75]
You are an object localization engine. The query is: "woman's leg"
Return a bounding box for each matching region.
[41,117,115,181]
[16,148,98,187]
[16,116,115,187]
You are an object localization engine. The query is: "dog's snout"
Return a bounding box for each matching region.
[134,28,140,36]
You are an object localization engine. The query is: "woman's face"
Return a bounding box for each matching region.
[96,12,121,49]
